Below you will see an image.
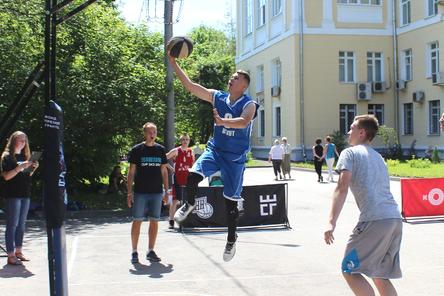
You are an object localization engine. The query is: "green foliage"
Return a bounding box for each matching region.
[0,2,236,195]
[432,146,440,164]
[406,158,431,169]
[386,159,400,166]
[329,130,347,153]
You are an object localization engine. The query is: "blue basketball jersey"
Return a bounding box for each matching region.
[207,91,259,156]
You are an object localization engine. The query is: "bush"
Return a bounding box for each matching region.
[330,130,347,153]
[386,159,400,166]
[407,158,431,169]
[432,147,441,164]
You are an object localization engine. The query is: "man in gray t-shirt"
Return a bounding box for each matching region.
[324,115,402,296]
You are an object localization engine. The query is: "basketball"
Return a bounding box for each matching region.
[167,36,193,59]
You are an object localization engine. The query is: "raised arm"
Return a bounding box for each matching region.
[169,56,215,103]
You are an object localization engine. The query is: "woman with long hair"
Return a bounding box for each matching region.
[1,131,39,265]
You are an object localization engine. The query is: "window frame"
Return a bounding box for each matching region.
[403,103,413,135]
[245,0,254,36]
[339,104,357,135]
[257,0,266,28]
[367,52,384,82]
[402,49,413,81]
[428,100,441,135]
[427,0,438,17]
[428,41,440,79]
[400,0,411,26]
[256,65,264,93]
[271,0,282,17]
[368,104,385,125]
[339,51,355,83]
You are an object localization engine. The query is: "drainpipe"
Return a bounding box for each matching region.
[392,0,400,143]
[299,0,306,161]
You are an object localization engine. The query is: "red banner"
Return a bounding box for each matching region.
[401,178,444,218]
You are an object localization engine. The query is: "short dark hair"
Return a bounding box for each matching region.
[236,70,250,86]
[325,136,331,143]
[354,114,379,141]
[315,138,322,145]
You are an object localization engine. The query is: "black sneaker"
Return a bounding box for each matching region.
[174,202,196,224]
[131,251,139,264]
[223,241,236,262]
[168,220,174,229]
[146,250,161,262]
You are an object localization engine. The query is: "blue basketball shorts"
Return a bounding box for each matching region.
[190,148,246,201]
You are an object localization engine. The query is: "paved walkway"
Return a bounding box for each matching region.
[1,168,443,296]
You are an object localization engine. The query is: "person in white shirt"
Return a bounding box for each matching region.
[268,139,284,180]
[280,137,292,179]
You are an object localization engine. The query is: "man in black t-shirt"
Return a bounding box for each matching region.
[127,122,168,264]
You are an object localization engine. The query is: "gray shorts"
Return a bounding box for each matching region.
[132,193,163,221]
[342,218,402,279]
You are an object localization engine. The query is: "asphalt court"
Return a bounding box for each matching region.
[1,167,444,296]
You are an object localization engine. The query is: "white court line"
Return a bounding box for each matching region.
[68,236,79,280]
[134,293,216,296]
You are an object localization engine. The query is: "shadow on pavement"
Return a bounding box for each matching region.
[129,262,174,278]
[0,264,35,278]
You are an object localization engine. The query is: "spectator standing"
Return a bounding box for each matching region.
[1,131,39,265]
[127,122,168,264]
[269,139,284,180]
[312,138,324,182]
[166,133,194,229]
[323,136,340,182]
[281,137,292,179]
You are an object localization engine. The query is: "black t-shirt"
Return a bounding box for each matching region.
[1,153,32,198]
[128,143,167,194]
[314,144,324,161]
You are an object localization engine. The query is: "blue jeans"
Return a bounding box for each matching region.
[5,197,30,253]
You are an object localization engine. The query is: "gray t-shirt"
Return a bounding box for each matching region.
[336,144,401,222]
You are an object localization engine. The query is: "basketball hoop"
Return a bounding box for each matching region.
[140,0,184,24]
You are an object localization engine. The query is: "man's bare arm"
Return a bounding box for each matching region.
[213,103,256,129]
[169,56,215,103]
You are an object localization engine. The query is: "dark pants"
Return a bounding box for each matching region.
[314,160,323,179]
[272,159,282,176]
[186,172,238,242]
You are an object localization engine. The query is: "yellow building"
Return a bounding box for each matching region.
[236,0,444,160]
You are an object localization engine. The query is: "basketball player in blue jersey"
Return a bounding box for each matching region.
[169,55,259,261]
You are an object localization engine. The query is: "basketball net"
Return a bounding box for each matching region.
[140,0,184,24]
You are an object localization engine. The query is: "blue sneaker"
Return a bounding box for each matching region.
[131,252,139,264]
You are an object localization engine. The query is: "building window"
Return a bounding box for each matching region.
[403,103,413,135]
[367,52,383,82]
[258,107,265,137]
[339,51,355,83]
[428,0,438,17]
[273,105,281,137]
[271,59,281,87]
[340,104,356,135]
[256,65,264,93]
[337,0,381,4]
[429,41,440,78]
[429,100,441,135]
[368,104,384,125]
[401,0,411,26]
[245,0,253,35]
[272,0,282,16]
[257,0,266,27]
[402,49,412,81]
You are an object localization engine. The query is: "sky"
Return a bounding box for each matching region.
[117,0,235,36]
